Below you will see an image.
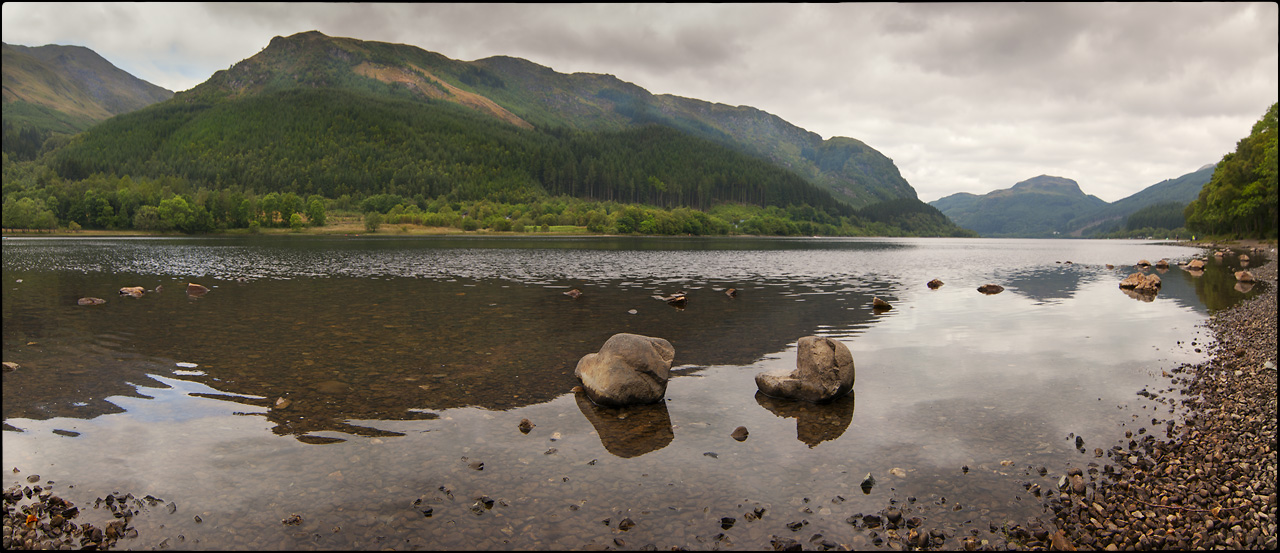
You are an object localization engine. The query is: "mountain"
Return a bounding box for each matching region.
[15,31,971,237]
[167,31,915,208]
[1063,165,1214,236]
[929,175,1108,237]
[2,42,173,134]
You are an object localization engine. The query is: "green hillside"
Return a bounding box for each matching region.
[5,32,969,237]
[929,175,1108,237]
[177,31,916,208]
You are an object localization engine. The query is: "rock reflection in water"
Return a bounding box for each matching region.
[574,391,673,458]
[754,391,855,447]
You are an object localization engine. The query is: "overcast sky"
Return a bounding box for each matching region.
[3,3,1277,203]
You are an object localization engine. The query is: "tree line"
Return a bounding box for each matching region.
[1185,102,1277,239]
[4,85,975,237]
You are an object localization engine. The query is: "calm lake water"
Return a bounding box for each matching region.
[1,236,1264,550]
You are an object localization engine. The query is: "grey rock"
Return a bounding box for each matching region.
[575,333,674,406]
[755,336,855,403]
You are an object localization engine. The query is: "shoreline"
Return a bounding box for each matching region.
[1048,243,1278,550]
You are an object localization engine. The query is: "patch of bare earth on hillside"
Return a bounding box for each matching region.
[352,62,532,129]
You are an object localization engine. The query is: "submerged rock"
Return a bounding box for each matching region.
[755,336,855,403]
[77,297,106,306]
[563,288,582,299]
[860,473,876,494]
[575,333,675,406]
[518,418,535,434]
[119,286,145,298]
[730,426,749,441]
[186,283,209,297]
[927,279,944,289]
[977,284,1004,295]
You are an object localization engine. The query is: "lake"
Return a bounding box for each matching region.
[1,236,1264,550]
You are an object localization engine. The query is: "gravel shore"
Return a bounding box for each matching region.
[1049,242,1278,551]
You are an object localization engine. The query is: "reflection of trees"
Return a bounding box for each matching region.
[754,391,856,447]
[574,391,673,458]
[1187,251,1269,312]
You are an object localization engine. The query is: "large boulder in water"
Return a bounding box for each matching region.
[755,336,855,403]
[574,333,675,406]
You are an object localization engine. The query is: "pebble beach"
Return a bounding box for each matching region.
[1047,242,1277,551]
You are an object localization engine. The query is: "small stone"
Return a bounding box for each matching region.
[518,418,534,434]
[730,426,749,441]
[274,397,291,410]
[872,297,892,310]
[977,284,1004,295]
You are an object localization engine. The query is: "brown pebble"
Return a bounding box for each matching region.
[730,426,749,441]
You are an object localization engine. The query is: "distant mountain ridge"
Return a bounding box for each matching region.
[175,31,915,207]
[929,168,1214,237]
[929,175,1107,237]
[2,42,172,134]
[1064,165,1214,236]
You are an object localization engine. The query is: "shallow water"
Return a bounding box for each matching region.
[1,236,1264,549]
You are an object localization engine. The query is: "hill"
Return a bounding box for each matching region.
[929,175,1108,237]
[172,31,915,208]
[7,31,968,237]
[1,41,172,131]
[1064,165,1214,236]
[2,42,172,158]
